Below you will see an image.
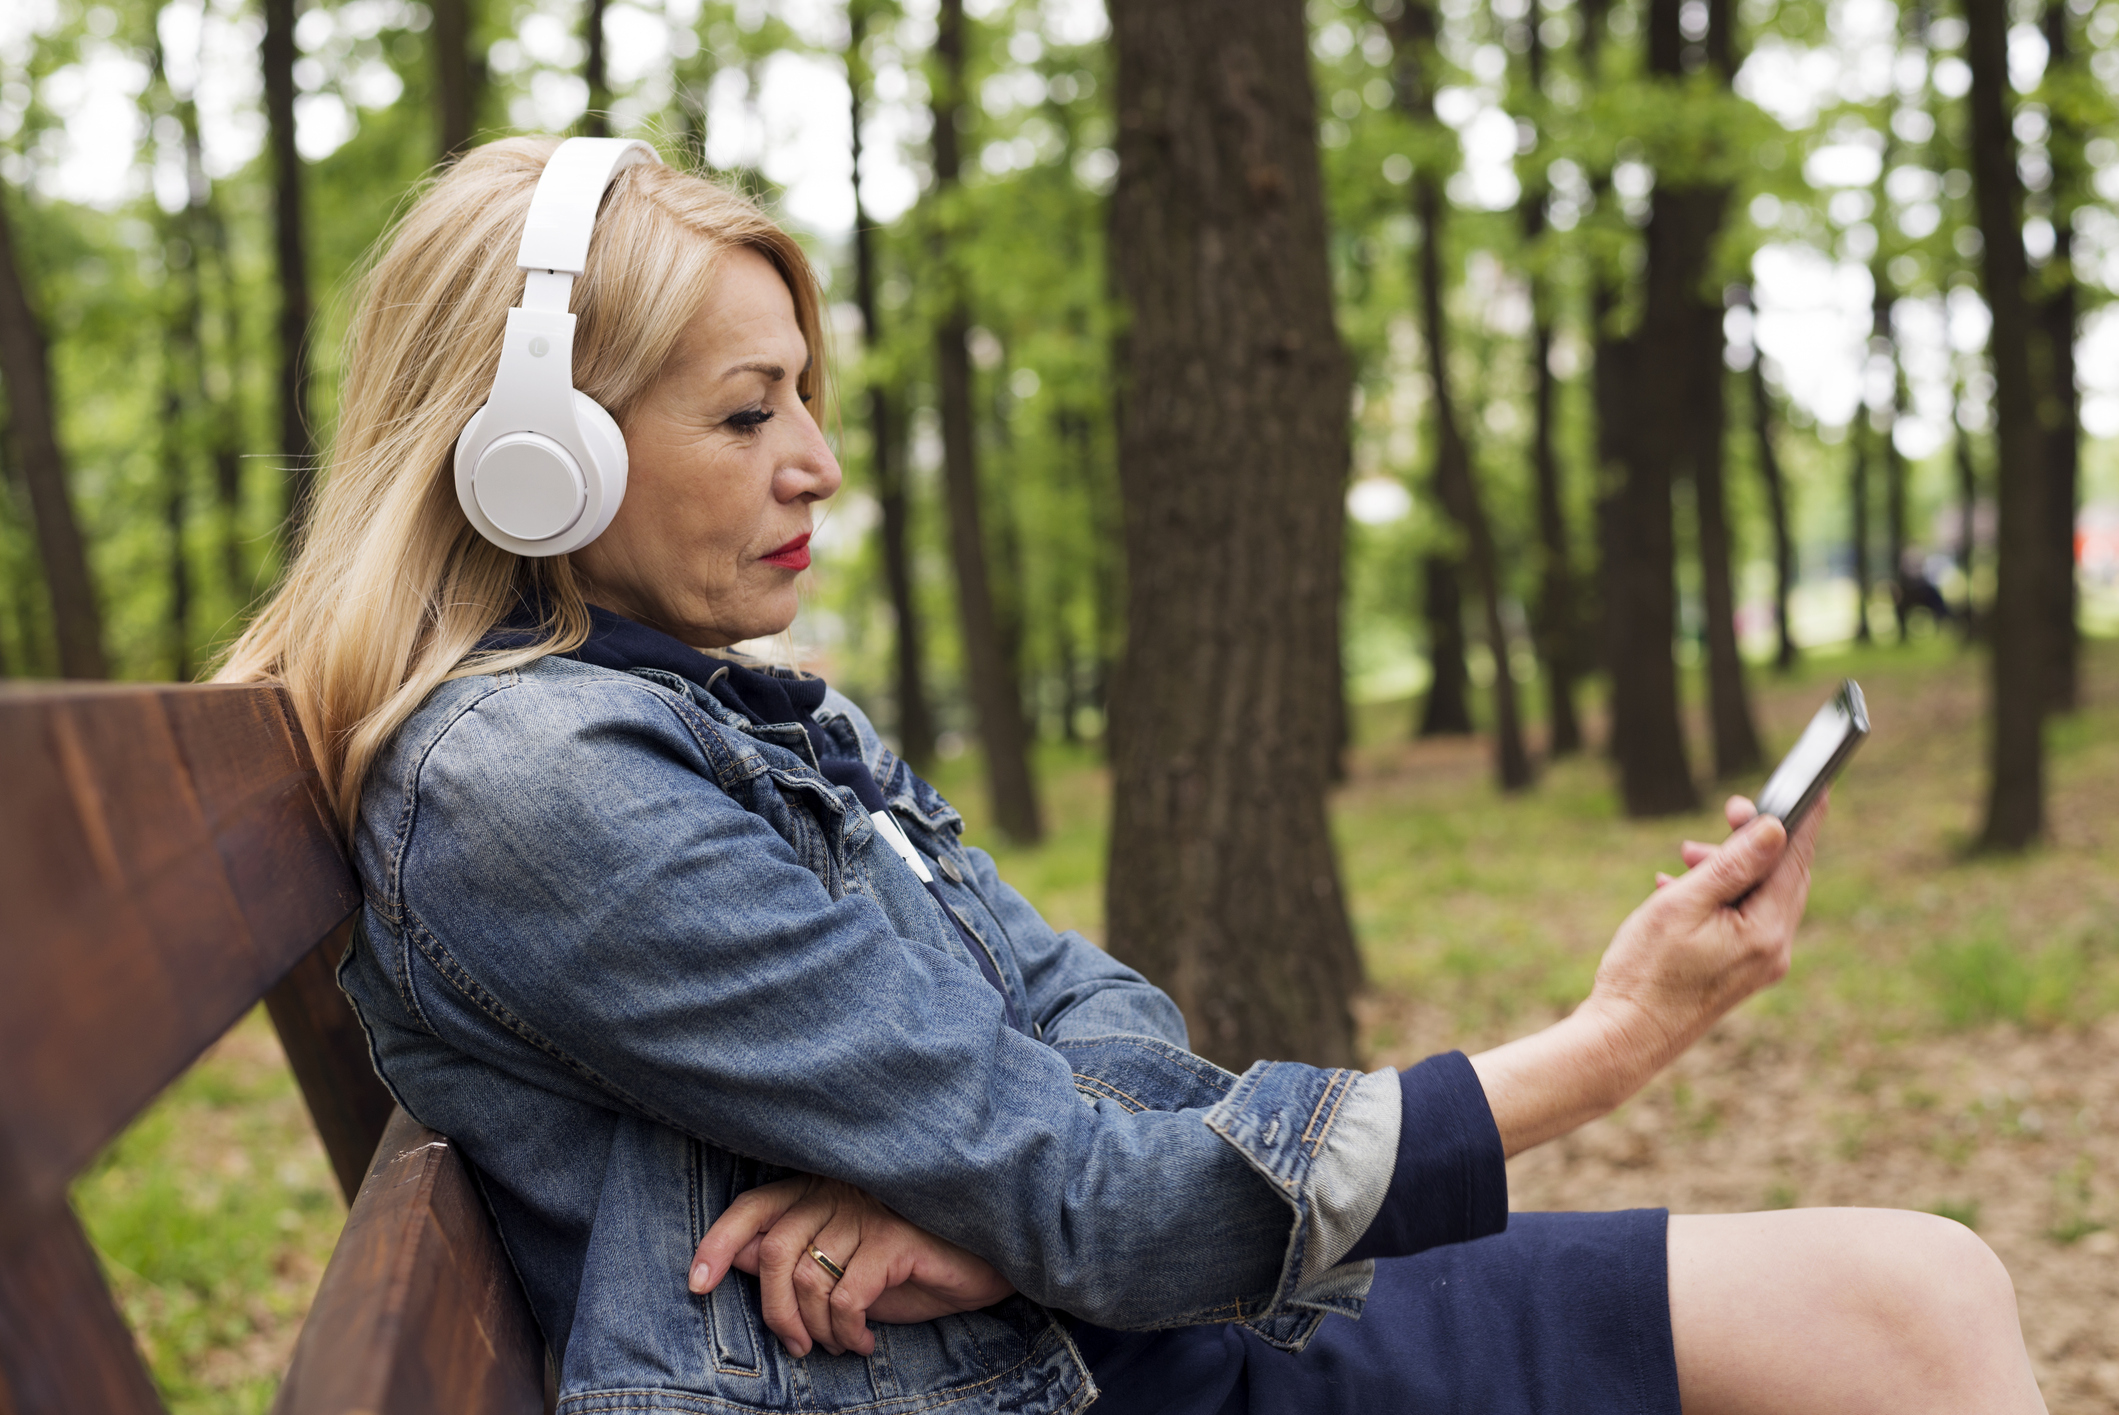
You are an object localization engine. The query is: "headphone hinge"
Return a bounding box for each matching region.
[522,270,575,313]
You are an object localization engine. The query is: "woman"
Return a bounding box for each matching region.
[225,138,2044,1415]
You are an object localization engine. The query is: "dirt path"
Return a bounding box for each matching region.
[1366,996,2119,1412]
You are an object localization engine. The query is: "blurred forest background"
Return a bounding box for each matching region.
[5,0,2119,1406]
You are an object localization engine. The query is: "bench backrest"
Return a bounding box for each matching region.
[0,682,547,1415]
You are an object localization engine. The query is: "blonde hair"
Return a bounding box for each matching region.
[218,137,827,836]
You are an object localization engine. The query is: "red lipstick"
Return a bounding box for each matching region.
[762,533,811,571]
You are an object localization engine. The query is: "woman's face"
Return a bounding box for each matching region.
[572,246,841,648]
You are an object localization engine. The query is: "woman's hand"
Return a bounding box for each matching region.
[687,1174,1016,1358]
[1470,793,1824,1157]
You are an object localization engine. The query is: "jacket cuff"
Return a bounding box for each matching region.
[1339,1050,1509,1263]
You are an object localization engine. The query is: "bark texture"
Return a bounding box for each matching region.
[0,196,105,678]
[1965,0,2047,849]
[933,0,1041,842]
[1106,0,1365,1070]
[261,0,316,545]
[850,2,935,768]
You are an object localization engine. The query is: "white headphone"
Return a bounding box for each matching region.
[455,137,663,557]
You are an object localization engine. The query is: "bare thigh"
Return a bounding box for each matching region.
[1667,1209,2045,1415]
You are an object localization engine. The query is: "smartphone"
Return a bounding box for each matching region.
[1754,679,1869,832]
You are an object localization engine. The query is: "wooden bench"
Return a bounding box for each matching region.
[1,682,550,1414]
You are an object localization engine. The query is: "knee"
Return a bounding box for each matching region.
[1855,1211,2020,1366]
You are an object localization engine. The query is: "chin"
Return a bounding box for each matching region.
[731,601,801,647]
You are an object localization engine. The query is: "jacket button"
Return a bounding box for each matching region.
[938,855,964,884]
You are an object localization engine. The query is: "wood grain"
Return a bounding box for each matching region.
[0,1201,163,1415]
[264,921,396,1205]
[0,683,357,1242]
[275,1108,547,1415]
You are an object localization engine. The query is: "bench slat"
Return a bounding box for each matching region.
[264,922,398,1205]
[0,1199,164,1415]
[0,684,359,1244]
[275,1108,547,1415]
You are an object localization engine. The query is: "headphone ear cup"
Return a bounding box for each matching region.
[563,390,629,550]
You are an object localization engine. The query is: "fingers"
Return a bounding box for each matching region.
[1678,841,1714,869]
[755,1187,838,1356]
[1741,790,1827,928]
[1665,814,1788,914]
[1725,795,1758,830]
[797,1208,867,1356]
[827,1232,907,1356]
[691,1178,808,1295]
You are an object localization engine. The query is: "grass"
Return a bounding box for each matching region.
[73,636,2119,1411]
[71,1012,343,1414]
[960,635,2119,1051]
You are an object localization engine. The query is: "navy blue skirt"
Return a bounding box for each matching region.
[1072,1209,1680,1415]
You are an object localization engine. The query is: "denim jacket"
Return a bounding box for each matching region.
[341,653,1478,1414]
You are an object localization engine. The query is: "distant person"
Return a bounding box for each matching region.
[222,138,2047,1415]
[1894,548,1956,634]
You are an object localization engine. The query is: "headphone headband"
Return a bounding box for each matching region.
[517,138,658,276]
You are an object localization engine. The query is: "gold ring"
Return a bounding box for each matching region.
[809,1246,846,1283]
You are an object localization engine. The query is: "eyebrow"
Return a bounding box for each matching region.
[722,360,786,382]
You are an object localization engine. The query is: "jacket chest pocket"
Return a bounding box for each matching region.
[691,1145,764,1378]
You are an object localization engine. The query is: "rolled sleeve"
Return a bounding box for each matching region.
[1340,1050,1509,1264]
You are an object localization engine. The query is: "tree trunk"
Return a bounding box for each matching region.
[261,0,316,548]
[1391,0,1530,788]
[1965,0,2047,850]
[2037,0,2078,711]
[434,0,477,157]
[157,199,200,683]
[1514,0,1581,759]
[932,0,1041,843]
[848,3,935,769]
[172,89,248,608]
[1591,0,1706,814]
[1850,427,1872,644]
[581,0,610,137]
[1954,377,1980,636]
[1870,268,1913,642]
[1885,426,1909,641]
[1694,337,1760,777]
[1742,325,1798,672]
[1106,0,1365,1070]
[1418,555,1472,734]
[1528,314,1583,755]
[1687,0,1757,778]
[0,194,106,679]
[161,369,193,683]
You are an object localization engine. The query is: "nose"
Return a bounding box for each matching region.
[780,400,843,504]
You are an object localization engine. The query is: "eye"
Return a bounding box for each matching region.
[726,407,775,431]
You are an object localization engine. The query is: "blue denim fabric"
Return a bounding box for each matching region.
[339,654,1407,1414]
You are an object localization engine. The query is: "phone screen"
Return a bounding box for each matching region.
[1755,680,1869,829]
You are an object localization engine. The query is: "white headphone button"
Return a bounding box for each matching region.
[477,435,586,541]
[529,336,551,358]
